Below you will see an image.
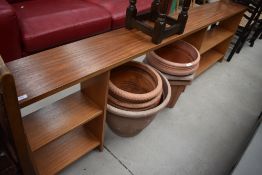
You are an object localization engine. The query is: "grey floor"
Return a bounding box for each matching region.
[22,39,262,175]
[232,119,262,175]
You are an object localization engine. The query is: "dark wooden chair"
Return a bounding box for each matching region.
[0,127,18,175]
[249,19,262,47]
[227,0,262,62]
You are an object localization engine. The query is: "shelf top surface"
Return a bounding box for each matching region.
[7,1,246,108]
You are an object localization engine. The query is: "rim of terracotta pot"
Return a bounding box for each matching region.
[108,89,162,110]
[146,56,199,76]
[148,40,200,68]
[109,61,163,102]
[162,71,196,81]
[107,71,171,118]
[146,54,199,70]
[143,58,196,78]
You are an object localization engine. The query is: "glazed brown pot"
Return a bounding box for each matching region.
[146,40,200,76]
[106,72,171,137]
[109,61,162,102]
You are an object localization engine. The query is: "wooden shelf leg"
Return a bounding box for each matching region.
[0,58,35,175]
[81,71,110,151]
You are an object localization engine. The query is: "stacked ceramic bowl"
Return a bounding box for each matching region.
[145,40,200,81]
[107,61,171,137]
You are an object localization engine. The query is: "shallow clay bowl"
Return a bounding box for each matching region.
[143,58,196,81]
[109,61,162,103]
[146,55,199,76]
[146,40,200,76]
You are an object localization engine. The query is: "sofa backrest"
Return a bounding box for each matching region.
[6,0,31,4]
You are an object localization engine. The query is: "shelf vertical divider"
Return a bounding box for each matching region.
[218,12,245,61]
[80,71,110,151]
[219,12,245,32]
[182,28,207,50]
[214,37,235,62]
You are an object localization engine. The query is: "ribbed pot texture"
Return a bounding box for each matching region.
[109,61,163,102]
[146,40,200,76]
[143,58,196,81]
[161,72,195,81]
[108,89,162,111]
[106,72,171,137]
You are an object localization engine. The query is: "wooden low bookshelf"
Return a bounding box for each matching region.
[199,27,233,54]
[0,1,245,175]
[197,49,224,75]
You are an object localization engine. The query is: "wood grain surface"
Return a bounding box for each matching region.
[182,28,207,50]
[23,91,102,152]
[33,126,99,175]
[0,57,35,175]
[6,1,246,108]
[197,49,224,76]
[199,27,233,54]
[81,72,110,151]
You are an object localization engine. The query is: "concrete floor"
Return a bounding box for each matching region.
[22,39,262,175]
[232,118,262,175]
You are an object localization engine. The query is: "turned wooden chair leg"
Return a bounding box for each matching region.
[227,38,242,62]
[249,20,262,47]
[126,0,137,29]
[152,14,167,44]
[236,39,245,53]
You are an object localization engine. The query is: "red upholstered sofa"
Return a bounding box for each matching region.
[0,0,152,62]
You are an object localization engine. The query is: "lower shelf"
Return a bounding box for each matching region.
[23,91,102,152]
[199,27,233,54]
[196,49,224,76]
[33,126,100,175]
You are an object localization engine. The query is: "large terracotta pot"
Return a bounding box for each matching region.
[108,89,162,111]
[109,61,162,102]
[146,40,200,76]
[106,72,171,137]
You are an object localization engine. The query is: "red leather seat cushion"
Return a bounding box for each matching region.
[13,0,111,53]
[88,0,152,29]
[0,0,22,62]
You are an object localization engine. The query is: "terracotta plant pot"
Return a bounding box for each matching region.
[109,61,162,102]
[146,40,200,76]
[143,58,195,81]
[146,54,199,76]
[108,89,162,111]
[161,72,195,81]
[106,72,171,137]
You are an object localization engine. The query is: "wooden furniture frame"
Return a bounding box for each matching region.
[0,1,245,175]
[126,0,191,44]
[227,0,262,61]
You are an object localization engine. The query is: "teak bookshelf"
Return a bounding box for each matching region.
[0,1,245,175]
